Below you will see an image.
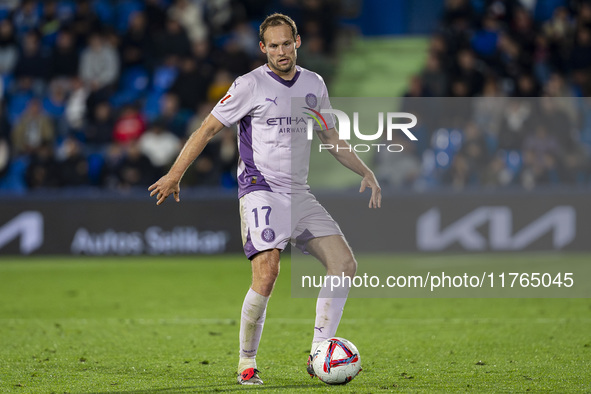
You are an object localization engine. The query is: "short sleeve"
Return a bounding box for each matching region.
[211,77,254,127]
[317,76,335,130]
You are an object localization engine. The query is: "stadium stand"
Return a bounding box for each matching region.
[381,0,591,191]
[0,0,589,193]
[0,0,343,193]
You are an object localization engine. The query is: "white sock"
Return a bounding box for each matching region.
[311,275,350,354]
[238,288,269,371]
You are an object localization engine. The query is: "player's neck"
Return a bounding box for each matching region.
[267,63,297,81]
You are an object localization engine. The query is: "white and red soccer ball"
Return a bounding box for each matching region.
[311,337,361,385]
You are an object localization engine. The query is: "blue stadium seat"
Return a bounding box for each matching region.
[503,150,522,175]
[152,65,178,93]
[87,152,105,186]
[109,89,142,108]
[109,66,149,108]
[120,66,149,92]
[0,156,28,193]
[115,0,144,33]
[42,96,65,119]
[92,0,115,26]
[7,92,33,125]
[430,128,458,169]
[142,90,163,122]
[533,0,566,22]
[56,1,76,21]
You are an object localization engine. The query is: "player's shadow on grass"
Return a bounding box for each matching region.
[94,383,320,393]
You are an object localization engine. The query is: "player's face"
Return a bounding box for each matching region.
[260,25,301,77]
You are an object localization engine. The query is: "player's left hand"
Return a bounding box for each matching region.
[359,173,381,209]
[148,175,180,205]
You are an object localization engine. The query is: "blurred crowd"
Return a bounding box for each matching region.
[0,0,340,193]
[2,0,589,194]
[376,0,591,191]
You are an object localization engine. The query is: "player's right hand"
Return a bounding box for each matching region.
[148,175,180,205]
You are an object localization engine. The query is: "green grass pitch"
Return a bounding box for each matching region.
[0,254,589,393]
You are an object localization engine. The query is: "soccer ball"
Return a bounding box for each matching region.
[312,337,361,385]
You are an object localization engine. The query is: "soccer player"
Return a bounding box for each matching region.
[148,13,381,385]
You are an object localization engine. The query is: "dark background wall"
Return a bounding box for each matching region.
[1,191,587,255]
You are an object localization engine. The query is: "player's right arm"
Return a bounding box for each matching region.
[148,114,225,205]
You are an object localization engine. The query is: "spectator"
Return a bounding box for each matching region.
[298,34,334,83]
[481,151,516,188]
[568,27,591,72]
[42,81,67,131]
[112,105,146,144]
[138,120,181,174]
[510,6,536,53]
[50,29,79,83]
[12,0,40,39]
[451,48,485,96]
[442,0,474,27]
[375,133,421,188]
[471,13,500,61]
[493,33,531,92]
[70,0,102,49]
[85,101,115,148]
[521,122,561,188]
[144,0,167,33]
[154,93,187,138]
[497,99,534,151]
[11,98,55,155]
[120,11,153,71]
[57,136,88,186]
[25,142,60,189]
[14,30,51,90]
[420,52,449,97]
[513,73,540,96]
[0,19,19,76]
[79,32,120,92]
[115,142,157,189]
[443,152,479,189]
[472,77,506,139]
[215,38,253,77]
[532,33,552,85]
[185,102,214,137]
[459,122,490,175]
[64,77,88,134]
[231,21,261,59]
[169,57,210,111]
[38,0,62,48]
[207,69,233,103]
[100,143,125,188]
[181,144,221,187]
[167,0,207,43]
[153,17,191,61]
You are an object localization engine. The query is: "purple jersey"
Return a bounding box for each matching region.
[212,64,334,198]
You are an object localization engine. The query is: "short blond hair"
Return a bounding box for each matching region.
[259,13,298,45]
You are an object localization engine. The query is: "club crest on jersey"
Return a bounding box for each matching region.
[305,93,317,108]
[261,228,275,242]
[220,94,232,104]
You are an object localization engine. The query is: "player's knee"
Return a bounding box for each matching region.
[261,263,280,284]
[254,259,280,290]
[342,257,357,278]
[253,269,278,296]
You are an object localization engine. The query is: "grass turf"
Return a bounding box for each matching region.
[0,255,590,393]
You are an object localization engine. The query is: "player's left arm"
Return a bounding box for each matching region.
[316,127,382,208]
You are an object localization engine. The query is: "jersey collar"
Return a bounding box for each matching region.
[265,64,301,88]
